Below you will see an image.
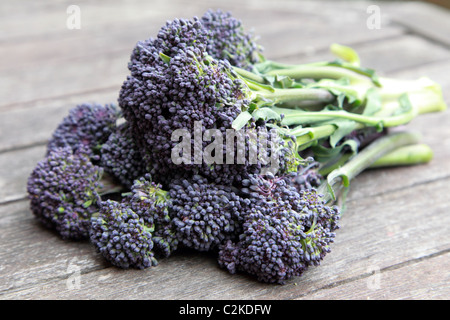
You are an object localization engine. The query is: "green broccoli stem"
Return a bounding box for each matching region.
[318,142,433,176]
[234,66,267,83]
[280,106,416,128]
[263,65,372,85]
[290,123,344,146]
[370,143,433,168]
[253,62,446,112]
[318,131,422,204]
[234,66,337,105]
[257,87,336,104]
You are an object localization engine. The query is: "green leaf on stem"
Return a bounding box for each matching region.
[251,107,282,122]
[312,139,358,163]
[232,111,253,130]
[362,87,382,116]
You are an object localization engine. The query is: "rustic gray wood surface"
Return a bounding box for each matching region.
[1,0,449,300]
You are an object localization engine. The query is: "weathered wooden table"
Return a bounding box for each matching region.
[1,0,449,300]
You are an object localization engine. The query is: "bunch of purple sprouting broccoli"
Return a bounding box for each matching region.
[26,9,445,284]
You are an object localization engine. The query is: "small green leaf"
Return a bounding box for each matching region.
[83,199,93,208]
[393,93,413,116]
[309,78,363,107]
[327,60,381,87]
[312,139,358,163]
[232,111,253,130]
[363,88,382,116]
[328,120,358,148]
[251,107,281,122]
[159,52,171,65]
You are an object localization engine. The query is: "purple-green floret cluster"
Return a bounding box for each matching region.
[124,174,178,257]
[218,173,340,284]
[201,9,264,71]
[89,199,158,269]
[27,146,103,240]
[100,122,148,188]
[168,175,249,251]
[47,103,120,160]
[118,15,256,185]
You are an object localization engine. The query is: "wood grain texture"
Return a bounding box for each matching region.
[1,0,449,300]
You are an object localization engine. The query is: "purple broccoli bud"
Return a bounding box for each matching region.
[27,147,103,240]
[201,9,264,70]
[100,122,148,188]
[90,199,158,269]
[218,174,340,284]
[47,103,121,160]
[123,174,178,258]
[168,175,249,252]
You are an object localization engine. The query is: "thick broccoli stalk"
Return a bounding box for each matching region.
[89,199,158,269]
[218,173,340,284]
[123,174,178,258]
[168,175,249,252]
[100,122,148,188]
[201,9,264,71]
[47,103,121,160]
[27,147,103,240]
[249,44,447,149]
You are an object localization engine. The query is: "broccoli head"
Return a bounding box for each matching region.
[218,173,340,284]
[124,174,178,258]
[27,146,103,240]
[100,122,148,188]
[47,103,121,160]
[119,16,256,185]
[168,175,249,252]
[90,199,158,269]
[201,9,264,70]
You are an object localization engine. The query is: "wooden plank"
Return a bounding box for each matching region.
[1,174,449,299]
[0,90,117,153]
[0,52,127,111]
[0,0,408,109]
[385,1,450,48]
[1,0,450,301]
[295,251,450,300]
[0,0,197,42]
[0,145,46,204]
[0,201,105,297]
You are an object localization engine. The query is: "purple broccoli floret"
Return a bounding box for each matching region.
[118,17,255,186]
[218,173,340,284]
[201,9,264,71]
[168,175,249,252]
[27,146,103,240]
[123,174,178,258]
[100,122,148,188]
[47,103,121,160]
[89,199,158,269]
